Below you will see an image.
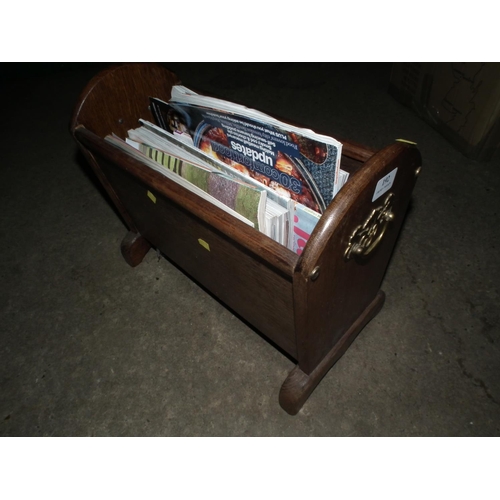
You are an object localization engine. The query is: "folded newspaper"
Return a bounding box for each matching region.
[150,85,344,214]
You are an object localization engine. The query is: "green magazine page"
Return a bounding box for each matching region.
[139,144,265,231]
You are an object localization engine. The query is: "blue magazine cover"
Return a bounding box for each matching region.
[150,93,341,214]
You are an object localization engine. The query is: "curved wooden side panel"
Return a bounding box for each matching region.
[277,142,421,412]
[71,63,180,138]
[70,63,181,240]
[293,142,422,374]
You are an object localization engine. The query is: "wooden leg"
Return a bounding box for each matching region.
[279,290,386,415]
[120,231,151,267]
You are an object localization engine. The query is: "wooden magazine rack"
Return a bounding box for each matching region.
[71,63,421,415]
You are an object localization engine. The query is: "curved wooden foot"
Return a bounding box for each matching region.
[120,231,152,267]
[279,290,386,415]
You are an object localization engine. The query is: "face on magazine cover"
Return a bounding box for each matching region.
[166,109,190,137]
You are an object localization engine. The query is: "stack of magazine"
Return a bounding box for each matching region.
[105,85,349,255]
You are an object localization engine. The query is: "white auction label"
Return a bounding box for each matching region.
[373,168,397,201]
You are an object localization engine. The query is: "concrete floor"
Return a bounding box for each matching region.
[1,63,499,436]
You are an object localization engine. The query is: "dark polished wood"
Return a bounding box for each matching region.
[293,142,421,375]
[71,63,181,140]
[121,231,151,267]
[74,126,297,279]
[71,63,422,414]
[280,291,385,415]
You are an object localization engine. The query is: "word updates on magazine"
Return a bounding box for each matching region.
[230,141,273,167]
[211,141,302,194]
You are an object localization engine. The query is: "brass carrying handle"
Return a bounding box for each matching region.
[345,193,395,260]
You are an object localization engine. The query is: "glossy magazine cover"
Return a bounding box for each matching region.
[150,97,340,214]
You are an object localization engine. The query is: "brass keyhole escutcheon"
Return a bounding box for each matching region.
[345,193,395,260]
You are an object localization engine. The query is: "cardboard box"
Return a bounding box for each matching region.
[389,63,500,161]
